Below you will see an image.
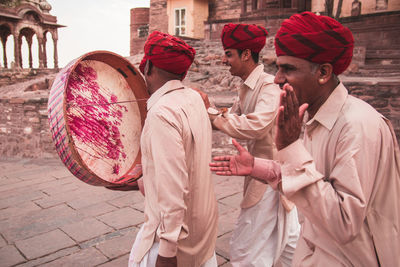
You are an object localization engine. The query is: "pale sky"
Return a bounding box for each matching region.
[47,0,150,68]
[0,1,150,69]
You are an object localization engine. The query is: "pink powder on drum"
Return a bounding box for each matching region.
[66,62,127,175]
[113,164,120,175]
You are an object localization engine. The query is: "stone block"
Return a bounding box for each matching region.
[9,98,25,104]
[15,229,76,259]
[107,191,144,208]
[24,105,37,111]
[97,207,144,229]
[0,245,26,266]
[76,202,118,218]
[0,204,81,242]
[61,218,114,243]
[0,201,42,221]
[40,247,108,267]
[95,227,137,259]
[217,254,229,266]
[28,117,40,123]
[215,232,232,260]
[218,209,240,237]
[14,246,80,267]
[97,254,130,267]
[39,109,48,116]
[0,234,6,248]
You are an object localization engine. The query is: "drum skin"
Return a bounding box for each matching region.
[48,51,148,187]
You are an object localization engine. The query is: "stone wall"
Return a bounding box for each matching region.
[0,39,399,159]
[208,0,242,21]
[341,11,400,49]
[0,95,54,158]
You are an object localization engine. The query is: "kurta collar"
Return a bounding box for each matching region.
[147,80,184,111]
[306,83,348,131]
[243,64,264,90]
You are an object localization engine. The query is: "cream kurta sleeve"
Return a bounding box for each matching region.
[277,118,382,244]
[211,83,280,140]
[145,110,189,257]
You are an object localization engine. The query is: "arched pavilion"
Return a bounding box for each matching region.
[0,0,64,69]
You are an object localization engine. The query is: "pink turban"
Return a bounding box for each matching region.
[275,12,354,75]
[139,31,195,76]
[221,23,268,53]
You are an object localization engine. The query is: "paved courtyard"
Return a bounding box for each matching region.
[0,157,244,266]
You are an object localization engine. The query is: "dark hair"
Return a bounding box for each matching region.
[237,49,259,63]
[148,59,185,80]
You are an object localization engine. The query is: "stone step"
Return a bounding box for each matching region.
[366,49,400,59]
[360,64,400,70]
[365,58,400,65]
[355,67,400,77]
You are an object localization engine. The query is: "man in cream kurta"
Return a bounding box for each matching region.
[210,12,400,266]
[129,31,218,267]
[208,23,300,266]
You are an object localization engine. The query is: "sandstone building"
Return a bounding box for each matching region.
[131,0,400,55]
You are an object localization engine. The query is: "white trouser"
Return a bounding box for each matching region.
[229,186,300,267]
[129,225,217,267]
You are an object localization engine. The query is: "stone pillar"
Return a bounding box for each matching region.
[27,36,33,68]
[37,36,44,68]
[252,0,257,10]
[1,37,7,68]
[260,0,267,9]
[13,34,21,68]
[53,37,58,69]
[42,35,47,68]
[241,0,247,14]
[18,36,23,68]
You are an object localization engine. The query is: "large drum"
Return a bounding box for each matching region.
[48,51,148,187]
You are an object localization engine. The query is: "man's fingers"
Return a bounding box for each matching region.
[212,155,231,162]
[299,103,309,121]
[216,171,231,176]
[232,139,246,154]
[277,106,285,128]
[210,166,231,172]
[209,161,229,167]
[290,87,300,111]
[285,87,295,115]
[280,88,289,121]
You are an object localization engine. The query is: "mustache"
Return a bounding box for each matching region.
[278,82,288,89]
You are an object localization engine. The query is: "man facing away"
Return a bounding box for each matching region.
[203,23,300,266]
[210,12,400,266]
[129,31,218,267]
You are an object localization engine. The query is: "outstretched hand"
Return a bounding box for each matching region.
[276,83,308,150]
[209,139,254,176]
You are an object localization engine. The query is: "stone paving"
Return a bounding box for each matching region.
[0,157,244,267]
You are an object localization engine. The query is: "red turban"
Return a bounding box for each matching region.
[221,23,268,53]
[275,12,354,75]
[139,31,195,77]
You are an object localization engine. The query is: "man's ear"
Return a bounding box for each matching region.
[318,63,333,85]
[145,60,153,76]
[241,49,251,61]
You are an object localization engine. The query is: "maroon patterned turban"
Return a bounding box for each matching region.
[275,12,354,75]
[221,23,268,53]
[139,31,196,77]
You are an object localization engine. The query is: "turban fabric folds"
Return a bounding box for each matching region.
[275,12,354,75]
[139,31,195,77]
[221,23,268,53]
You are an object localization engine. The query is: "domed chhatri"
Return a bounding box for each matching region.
[39,0,52,13]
